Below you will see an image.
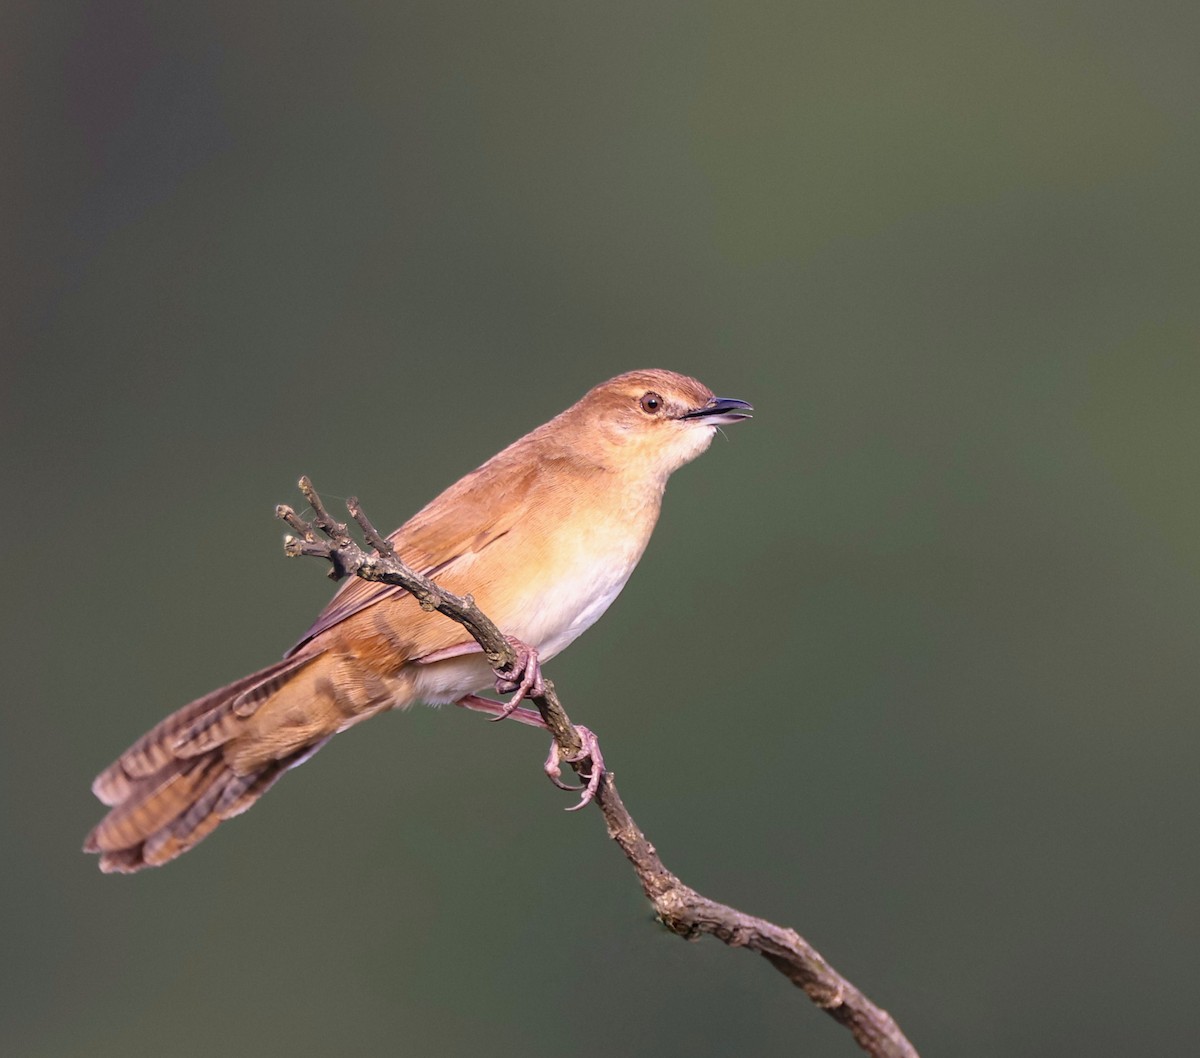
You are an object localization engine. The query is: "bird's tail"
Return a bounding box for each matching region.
[83,654,328,873]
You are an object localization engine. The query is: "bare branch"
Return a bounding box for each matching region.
[278,479,919,1058]
[345,496,394,557]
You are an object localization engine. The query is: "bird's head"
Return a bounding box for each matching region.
[563,369,753,481]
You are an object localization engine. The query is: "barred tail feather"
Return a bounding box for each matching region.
[84,656,329,873]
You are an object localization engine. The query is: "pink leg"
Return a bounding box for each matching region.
[456,693,545,728]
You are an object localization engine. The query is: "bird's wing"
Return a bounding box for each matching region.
[285,451,548,656]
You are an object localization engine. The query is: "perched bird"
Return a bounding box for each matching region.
[84,369,752,872]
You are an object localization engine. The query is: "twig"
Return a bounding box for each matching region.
[278,478,919,1058]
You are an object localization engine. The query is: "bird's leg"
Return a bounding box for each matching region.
[544,725,605,810]
[455,693,545,728]
[490,636,545,721]
[455,697,604,810]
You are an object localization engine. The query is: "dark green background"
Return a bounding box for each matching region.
[5,2,1199,1055]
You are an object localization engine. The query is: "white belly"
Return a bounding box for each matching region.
[520,558,635,661]
[407,533,644,707]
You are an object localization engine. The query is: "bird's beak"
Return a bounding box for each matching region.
[681,396,754,425]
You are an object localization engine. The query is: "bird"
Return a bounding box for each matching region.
[84,369,752,872]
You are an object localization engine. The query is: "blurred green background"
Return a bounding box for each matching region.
[4,1,1199,1055]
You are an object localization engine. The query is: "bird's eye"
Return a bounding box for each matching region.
[639,392,663,414]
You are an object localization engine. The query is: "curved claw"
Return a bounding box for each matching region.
[543,725,604,810]
[490,637,545,722]
[543,740,584,791]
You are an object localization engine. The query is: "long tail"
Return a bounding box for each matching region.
[84,653,331,873]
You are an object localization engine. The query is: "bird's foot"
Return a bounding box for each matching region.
[544,725,604,811]
[456,695,602,810]
[490,637,545,721]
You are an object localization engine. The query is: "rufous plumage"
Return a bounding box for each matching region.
[84,369,752,872]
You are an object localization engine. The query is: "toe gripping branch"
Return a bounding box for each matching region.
[543,725,605,811]
[491,636,547,720]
